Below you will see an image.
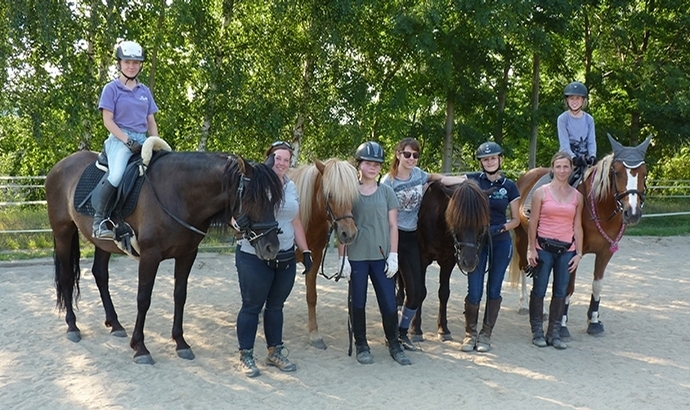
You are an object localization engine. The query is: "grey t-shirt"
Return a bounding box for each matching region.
[381,167,429,232]
[348,184,399,261]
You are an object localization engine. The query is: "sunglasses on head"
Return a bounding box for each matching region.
[399,151,419,159]
[271,141,293,150]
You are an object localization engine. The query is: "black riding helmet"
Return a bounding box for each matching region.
[564,81,588,98]
[476,141,503,175]
[355,141,385,163]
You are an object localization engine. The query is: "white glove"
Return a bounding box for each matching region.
[385,252,398,278]
[339,256,351,281]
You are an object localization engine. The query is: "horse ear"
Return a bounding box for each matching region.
[637,135,652,156]
[314,158,325,173]
[237,155,254,177]
[607,133,624,154]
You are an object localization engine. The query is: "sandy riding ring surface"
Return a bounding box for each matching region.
[1,235,688,410]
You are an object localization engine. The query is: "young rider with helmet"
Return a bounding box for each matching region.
[93,40,159,239]
[557,81,597,186]
[461,142,520,352]
[338,141,411,366]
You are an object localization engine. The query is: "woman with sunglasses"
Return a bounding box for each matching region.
[381,138,464,351]
[235,141,312,377]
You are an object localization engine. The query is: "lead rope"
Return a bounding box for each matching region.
[588,168,625,253]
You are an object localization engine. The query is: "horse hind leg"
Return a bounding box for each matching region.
[91,248,126,337]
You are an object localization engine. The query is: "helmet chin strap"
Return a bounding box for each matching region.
[117,62,142,85]
[483,165,501,176]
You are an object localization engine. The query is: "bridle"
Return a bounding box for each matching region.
[452,227,487,276]
[232,174,281,244]
[320,197,355,281]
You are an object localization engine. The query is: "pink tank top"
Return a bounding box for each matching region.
[536,186,578,251]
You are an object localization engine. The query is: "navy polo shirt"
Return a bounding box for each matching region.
[466,172,520,242]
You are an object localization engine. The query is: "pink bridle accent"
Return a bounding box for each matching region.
[589,168,625,253]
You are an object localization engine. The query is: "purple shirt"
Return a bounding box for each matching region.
[98,79,158,133]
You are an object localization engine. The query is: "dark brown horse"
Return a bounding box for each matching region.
[289,158,360,349]
[46,149,283,364]
[411,179,491,342]
[509,135,651,338]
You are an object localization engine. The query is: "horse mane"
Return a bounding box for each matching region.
[290,164,320,232]
[585,153,614,202]
[445,179,490,232]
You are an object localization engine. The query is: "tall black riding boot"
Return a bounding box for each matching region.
[461,298,480,352]
[476,297,502,352]
[92,180,117,240]
[546,297,567,349]
[351,308,372,364]
[383,313,411,365]
[529,291,547,347]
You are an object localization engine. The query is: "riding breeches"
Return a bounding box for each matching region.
[397,229,426,309]
[104,130,146,187]
[349,259,397,317]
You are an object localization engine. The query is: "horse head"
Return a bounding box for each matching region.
[606,134,651,226]
[230,156,284,260]
[444,179,490,273]
[316,158,359,245]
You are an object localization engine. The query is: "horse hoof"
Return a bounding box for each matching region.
[411,334,424,343]
[111,329,127,338]
[560,326,571,342]
[66,331,81,343]
[309,339,327,350]
[518,307,529,315]
[133,354,155,365]
[587,322,605,336]
[437,333,452,342]
[177,348,195,360]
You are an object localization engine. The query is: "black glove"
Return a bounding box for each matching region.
[302,250,313,274]
[587,156,597,166]
[489,224,505,237]
[125,139,142,154]
[524,261,542,278]
[265,153,276,168]
[573,155,587,167]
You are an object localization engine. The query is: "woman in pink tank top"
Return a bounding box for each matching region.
[526,152,584,350]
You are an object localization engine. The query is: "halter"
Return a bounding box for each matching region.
[320,197,355,281]
[233,174,281,244]
[587,162,645,253]
[452,228,487,275]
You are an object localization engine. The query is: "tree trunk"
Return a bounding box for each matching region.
[442,97,454,173]
[529,53,540,170]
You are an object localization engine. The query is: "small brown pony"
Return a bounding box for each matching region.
[46,149,283,364]
[509,135,651,338]
[411,179,491,341]
[289,158,360,349]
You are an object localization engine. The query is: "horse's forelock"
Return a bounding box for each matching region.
[445,181,490,232]
[225,158,283,221]
[322,159,359,210]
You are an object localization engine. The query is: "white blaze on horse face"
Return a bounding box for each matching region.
[626,168,640,214]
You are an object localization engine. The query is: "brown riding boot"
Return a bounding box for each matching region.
[546,297,567,350]
[476,297,502,352]
[461,298,480,352]
[529,292,547,347]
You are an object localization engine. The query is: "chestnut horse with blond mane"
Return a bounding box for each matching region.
[290,158,360,349]
[509,135,651,339]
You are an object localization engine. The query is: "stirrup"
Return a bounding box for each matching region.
[93,219,115,240]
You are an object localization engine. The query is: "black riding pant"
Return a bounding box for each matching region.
[398,230,426,310]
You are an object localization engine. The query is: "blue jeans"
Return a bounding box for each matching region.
[235,248,296,350]
[467,240,512,305]
[531,249,574,299]
[104,130,146,186]
[349,260,397,316]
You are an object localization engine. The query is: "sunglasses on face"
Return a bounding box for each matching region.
[399,151,419,159]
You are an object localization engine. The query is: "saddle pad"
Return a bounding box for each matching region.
[520,173,552,219]
[74,162,144,218]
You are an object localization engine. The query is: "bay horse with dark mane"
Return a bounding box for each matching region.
[46,148,283,364]
[509,134,651,338]
[289,158,360,349]
[410,179,491,342]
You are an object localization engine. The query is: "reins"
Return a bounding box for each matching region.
[319,199,354,281]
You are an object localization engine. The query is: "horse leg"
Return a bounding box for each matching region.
[129,254,161,365]
[559,294,571,342]
[586,253,611,336]
[54,229,82,342]
[170,251,197,360]
[519,272,529,314]
[437,262,453,341]
[91,247,126,337]
[306,252,326,349]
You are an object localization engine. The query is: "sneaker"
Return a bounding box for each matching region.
[266,344,296,372]
[239,349,260,377]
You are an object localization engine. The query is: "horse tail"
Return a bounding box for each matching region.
[508,239,522,288]
[54,230,81,311]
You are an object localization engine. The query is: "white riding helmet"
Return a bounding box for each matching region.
[115,41,145,62]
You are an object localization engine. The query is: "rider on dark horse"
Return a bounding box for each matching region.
[92,40,159,239]
[557,81,597,186]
